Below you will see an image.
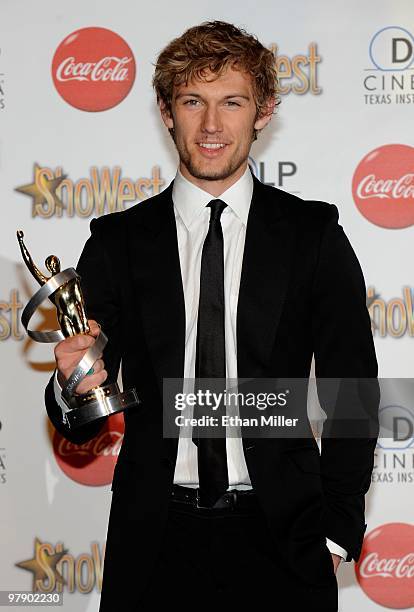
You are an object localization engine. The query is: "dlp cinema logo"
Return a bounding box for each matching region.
[363,26,414,105]
[370,26,414,71]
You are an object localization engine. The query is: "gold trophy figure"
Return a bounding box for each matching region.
[17,231,89,337]
[17,231,140,428]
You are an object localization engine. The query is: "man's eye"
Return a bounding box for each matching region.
[226,101,240,106]
[184,99,200,106]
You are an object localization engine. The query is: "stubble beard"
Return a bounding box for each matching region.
[174,135,252,182]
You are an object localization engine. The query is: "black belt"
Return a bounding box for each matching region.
[171,484,258,511]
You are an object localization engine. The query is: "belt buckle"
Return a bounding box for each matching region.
[196,489,237,510]
[195,488,209,509]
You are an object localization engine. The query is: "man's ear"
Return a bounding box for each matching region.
[254,96,277,131]
[159,99,174,130]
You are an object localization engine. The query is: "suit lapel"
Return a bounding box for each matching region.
[237,176,295,453]
[237,176,295,382]
[127,181,185,462]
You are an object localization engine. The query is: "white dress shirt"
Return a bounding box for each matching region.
[54,165,346,560]
[172,166,252,490]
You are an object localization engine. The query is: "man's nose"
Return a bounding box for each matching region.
[200,105,223,134]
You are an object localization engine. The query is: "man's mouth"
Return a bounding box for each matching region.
[198,143,227,149]
[196,142,229,157]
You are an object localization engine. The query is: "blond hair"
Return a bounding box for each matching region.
[153,20,280,137]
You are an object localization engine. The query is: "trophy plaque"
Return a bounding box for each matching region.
[17,230,140,429]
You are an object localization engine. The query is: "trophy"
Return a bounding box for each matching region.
[17,230,140,429]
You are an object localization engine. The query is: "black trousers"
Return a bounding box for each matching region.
[138,490,338,611]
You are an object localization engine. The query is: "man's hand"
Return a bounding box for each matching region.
[331,553,342,574]
[55,319,108,394]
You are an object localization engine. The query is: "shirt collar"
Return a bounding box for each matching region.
[172,165,253,229]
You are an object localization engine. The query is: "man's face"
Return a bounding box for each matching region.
[160,65,273,192]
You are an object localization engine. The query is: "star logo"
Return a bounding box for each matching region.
[15,538,68,590]
[15,164,67,215]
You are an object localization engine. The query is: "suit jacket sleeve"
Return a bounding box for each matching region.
[44,217,122,444]
[311,204,380,563]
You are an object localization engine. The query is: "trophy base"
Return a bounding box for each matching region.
[64,383,140,429]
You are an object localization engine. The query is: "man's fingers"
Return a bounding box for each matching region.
[87,319,100,337]
[75,369,108,395]
[55,334,94,358]
[55,334,101,366]
[59,351,103,368]
[90,359,104,374]
[54,318,104,390]
[54,319,100,359]
[57,355,104,382]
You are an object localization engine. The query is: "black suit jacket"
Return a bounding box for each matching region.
[45,174,379,610]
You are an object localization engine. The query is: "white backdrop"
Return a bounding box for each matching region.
[1,1,414,610]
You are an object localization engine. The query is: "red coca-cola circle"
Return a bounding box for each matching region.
[53,412,124,486]
[355,523,414,609]
[51,27,136,112]
[352,144,414,229]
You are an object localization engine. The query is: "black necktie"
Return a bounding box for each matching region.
[192,199,229,508]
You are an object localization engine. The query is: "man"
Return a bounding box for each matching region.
[45,20,379,611]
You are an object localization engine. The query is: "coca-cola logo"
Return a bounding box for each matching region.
[52,413,124,486]
[51,27,136,111]
[352,144,414,229]
[56,56,132,83]
[355,523,414,608]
